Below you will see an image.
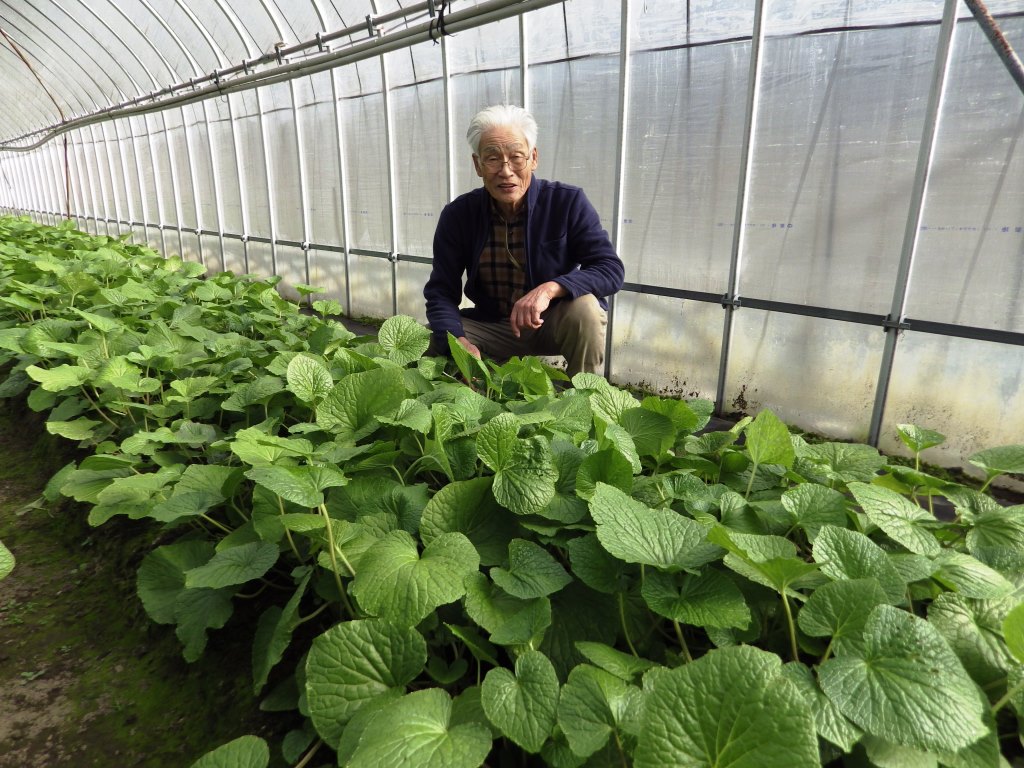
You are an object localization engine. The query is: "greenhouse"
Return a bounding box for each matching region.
[1,0,1023,766]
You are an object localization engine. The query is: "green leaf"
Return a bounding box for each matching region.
[478,413,558,515]
[252,573,310,693]
[588,483,710,572]
[965,504,1024,572]
[245,464,347,508]
[781,662,863,752]
[378,398,432,433]
[619,407,674,458]
[350,531,480,627]
[490,539,572,599]
[420,477,519,566]
[968,444,1024,479]
[812,525,907,604]
[305,618,427,746]
[928,592,1019,690]
[378,315,431,366]
[174,584,235,662]
[565,533,634,595]
[25,363,92,391]
[463,572,551,647]
[798,441,887,483]
[1004,601,1024,663]
[481,650,560,753]
[348,688,492,768]
[930,550,1015,599]
[318,367,407,440]
[745,409,795,468]
[780,483,849,540]
[896,424,945,453]
[848,482,940,556]
[797,578,888,646]
[574,642,653,682]
[0,540,14,581]
[641,568,751,629]
[220,376,284,411]
[557,664,642,758]
[818,605,988,752]
[45,418,102,441]
[188,735,269,768]
[286,353,334,405]
[184,542,281,589]
[576,448,634,500]
[635,645,819,768]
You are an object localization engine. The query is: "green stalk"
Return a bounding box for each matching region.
[618,591,639,658]
[781,591,799,662]
[992,677,1024,714]
[673,619,693,663]
[318,503,356,616]
[744,460,759,500]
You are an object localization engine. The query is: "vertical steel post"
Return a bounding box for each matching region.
[868,0,959,445]
[606,0,633,379]
[291,78,314,291]
[380,53,400,317]
[519,12,530,108]
[714,0,766,414]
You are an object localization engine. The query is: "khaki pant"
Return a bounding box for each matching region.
[458,294,607,376]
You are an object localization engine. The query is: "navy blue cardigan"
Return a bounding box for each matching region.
[424,178,624,346]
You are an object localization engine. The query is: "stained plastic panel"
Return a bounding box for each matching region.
[610,293,723,400]
[906,16,1024,333]
[742,24,939,313]
[879,332,1024,472]
[348,253,393,318]
[183,105,218,238]
[724,310,885,440]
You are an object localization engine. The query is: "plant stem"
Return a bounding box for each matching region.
[781,591,799,662]
[673,619,693,662]
[318,503,356,616]
[618,592,638,658]
[297,602,330,625]
[199,513,233,535]
[293,738,323,768]
[744,461,758,500]
[992,677,1024,714]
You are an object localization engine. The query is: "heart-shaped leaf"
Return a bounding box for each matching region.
[350,531,479,627]
[819,605,988,752]
[305,618,427,746]
[481,650,560,753]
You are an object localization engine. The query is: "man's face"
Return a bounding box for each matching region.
[473,126,538,216]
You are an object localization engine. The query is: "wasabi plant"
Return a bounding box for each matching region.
[1,215,1023,768]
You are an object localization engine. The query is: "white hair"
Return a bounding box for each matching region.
[465,105,538,155]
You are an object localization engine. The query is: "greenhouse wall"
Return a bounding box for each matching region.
[1,0,1022,476]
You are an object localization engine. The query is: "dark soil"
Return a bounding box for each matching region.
[0,404,282,767]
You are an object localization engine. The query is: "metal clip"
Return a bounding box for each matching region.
[365,14,376,37]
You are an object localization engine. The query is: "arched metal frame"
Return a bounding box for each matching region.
[1,0,1023,469]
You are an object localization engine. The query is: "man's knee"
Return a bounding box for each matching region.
[557,294,607,343]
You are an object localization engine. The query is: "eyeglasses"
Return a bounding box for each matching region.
[479,152,531,172]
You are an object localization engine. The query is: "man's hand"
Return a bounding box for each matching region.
[456,336,482,359]
[510,281,567,337]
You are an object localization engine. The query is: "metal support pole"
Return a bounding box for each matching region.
[606,0,633,379]
[380,59,400,317]
[867,0,959,445]
[963,0,1024,95]
[291,79,313,291]
[519,12,530,108]
[714,0,766,414]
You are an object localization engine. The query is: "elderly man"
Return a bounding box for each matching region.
[424,104,624,376]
